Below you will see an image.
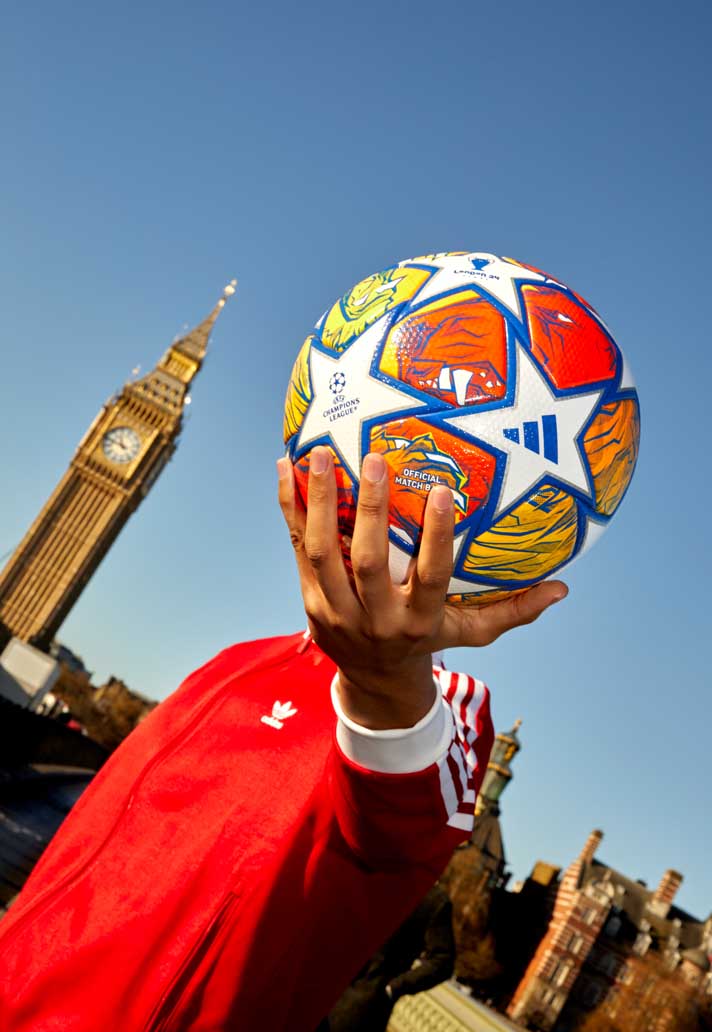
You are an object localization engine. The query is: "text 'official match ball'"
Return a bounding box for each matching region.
[283,252,640,605]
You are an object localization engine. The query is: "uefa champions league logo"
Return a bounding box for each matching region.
[329,371,346,394]
[322,369,359,423]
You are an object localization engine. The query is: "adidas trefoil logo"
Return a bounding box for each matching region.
[261,700,298,730]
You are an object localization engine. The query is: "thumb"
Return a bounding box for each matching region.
[464,580,568,646]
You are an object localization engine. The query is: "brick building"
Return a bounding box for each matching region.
[506,830,712,1030]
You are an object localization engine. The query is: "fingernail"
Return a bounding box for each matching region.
[551,585,569,603]
[276,457,291,480]
[310,448,328,474]
[362,453,386,484]
[431,486,453,512]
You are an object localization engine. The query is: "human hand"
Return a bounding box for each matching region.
[277,447,567,730]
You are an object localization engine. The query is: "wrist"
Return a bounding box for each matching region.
[335,654,436,730]
[332,677,450,774]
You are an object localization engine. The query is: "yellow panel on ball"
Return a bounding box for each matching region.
[462,486,578,582]
[283,335,314,440]
[583,398,640,516]
[321,266,432,352]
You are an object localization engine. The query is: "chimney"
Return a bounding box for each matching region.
[580,829,603,863]
[651,869,683,912]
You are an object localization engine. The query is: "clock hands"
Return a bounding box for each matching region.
[102,427,141,464]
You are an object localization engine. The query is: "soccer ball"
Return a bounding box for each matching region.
[283,252,640,605]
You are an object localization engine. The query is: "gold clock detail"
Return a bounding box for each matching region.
[102,426,141,464]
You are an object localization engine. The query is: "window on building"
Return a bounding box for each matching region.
[553,962,572,988]
[571,934,585,955]
[605,914,622,937]
[598,952,619,978]
[581,981,603,1008]
[665,944,680,969]
[579,904,598,925]
[618,964,634,985]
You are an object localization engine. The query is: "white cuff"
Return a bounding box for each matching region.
[331,674,454,774]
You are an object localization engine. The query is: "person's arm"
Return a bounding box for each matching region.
[277,447,565,866]
[325,664,492,867]
[277,447,566,734]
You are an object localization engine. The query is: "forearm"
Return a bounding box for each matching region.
[328,666,492,868]
[334,654,436,730]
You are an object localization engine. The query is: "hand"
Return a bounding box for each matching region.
[277,447,567,730]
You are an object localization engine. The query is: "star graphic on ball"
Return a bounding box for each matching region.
[405,252,547,322]
[296,315,429,477]
[442,342,604,517]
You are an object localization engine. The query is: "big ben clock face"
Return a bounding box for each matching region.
[102,426,141,464]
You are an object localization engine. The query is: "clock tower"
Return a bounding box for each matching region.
[0,282,236,652]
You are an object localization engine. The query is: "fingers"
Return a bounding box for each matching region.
[349,453,396,618]
[303,447,353,608]
[445,579,568,648]
[410,486,455,625]
[277,456,311,585]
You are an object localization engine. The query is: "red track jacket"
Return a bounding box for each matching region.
[0,633,493,1031]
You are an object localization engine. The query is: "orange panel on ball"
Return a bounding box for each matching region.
[583,398,641,516]
[380,293,508,407]
[371,418,496,549]
[521,284,617,389]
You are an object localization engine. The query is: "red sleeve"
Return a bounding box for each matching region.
[327,668,493,870]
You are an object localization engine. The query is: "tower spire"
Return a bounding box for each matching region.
[169,280,237,364]
[132,280,237,408]
[475,718,523,817]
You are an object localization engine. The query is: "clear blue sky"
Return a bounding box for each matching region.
[1,1,710,918]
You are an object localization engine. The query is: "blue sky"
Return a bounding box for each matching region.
[1,1,710,918]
